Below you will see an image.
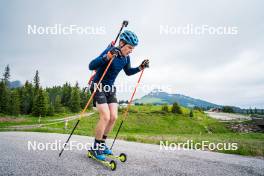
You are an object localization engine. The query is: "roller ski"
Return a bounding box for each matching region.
[105,153,127,162]
[103,146,127,162]
[87,149,117,171]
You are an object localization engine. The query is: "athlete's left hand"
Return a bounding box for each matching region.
[139,59,149,70]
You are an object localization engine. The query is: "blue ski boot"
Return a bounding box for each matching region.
[90,140,106,161]
[90,148,106,161]
[103,145,113,155]
[102,135,113,155]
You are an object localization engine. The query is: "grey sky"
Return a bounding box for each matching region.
[0,0,263,108]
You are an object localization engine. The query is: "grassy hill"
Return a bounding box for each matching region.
[0,105,263,156]
[134,89,222,109]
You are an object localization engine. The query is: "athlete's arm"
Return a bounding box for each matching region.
[123,57,140,76]
[89,44,113,70]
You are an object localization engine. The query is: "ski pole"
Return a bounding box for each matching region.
[59,20,129,157]
[110,69,145,150]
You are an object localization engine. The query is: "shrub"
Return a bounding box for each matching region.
[171,102,182,114]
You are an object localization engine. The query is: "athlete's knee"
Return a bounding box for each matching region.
[109,114,118,124]
[99,110,110,122]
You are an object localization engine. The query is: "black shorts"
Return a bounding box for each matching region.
[91,85,118,107]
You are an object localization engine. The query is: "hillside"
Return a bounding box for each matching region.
[134,89,221,109]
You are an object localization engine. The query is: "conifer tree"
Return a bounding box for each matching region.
[70,87,81,113]
[54,95,64,113]
[20,81,34,114]
[9,90,20,115]
[0,81,10,113]
[3,65,10,86]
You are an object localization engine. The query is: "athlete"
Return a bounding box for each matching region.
[88,30,149,160]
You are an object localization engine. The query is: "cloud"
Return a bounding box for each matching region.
[0,0,263,108]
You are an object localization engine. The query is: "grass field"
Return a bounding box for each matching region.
[1,105,263,157]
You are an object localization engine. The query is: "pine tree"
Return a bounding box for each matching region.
[0,81,10,113]
[32,92,40,116]
[171,102,182,114]
[70,87,81,112]
[46,86,63,104]
[33,70,40,94]
[20,81,34,114]
[3,65,10,86]
[80,88,91,109]
[32,88,48,117]
[75,82,79,89]
[61,82,72,107]
[54,95,64,113]
[8,90,20,115]
[43,90,49,115]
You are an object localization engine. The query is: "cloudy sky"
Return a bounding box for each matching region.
[0,0,263,108]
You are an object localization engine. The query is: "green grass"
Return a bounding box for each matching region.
[134,97,167,104]
[0,105,264,157]
[0,112,77,128]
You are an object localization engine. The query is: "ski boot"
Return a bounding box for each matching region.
[87,148,117,171]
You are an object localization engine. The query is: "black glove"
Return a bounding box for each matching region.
[110,48,121,56]
[139,59,149,70]
[103,48,121,62]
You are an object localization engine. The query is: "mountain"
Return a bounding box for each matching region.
[134,89,222,109]
[9,80,23,88]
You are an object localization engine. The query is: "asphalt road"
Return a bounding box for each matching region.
[205,112,251,121]
[0,132,263,176]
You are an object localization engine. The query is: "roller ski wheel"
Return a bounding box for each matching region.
[87,150,117,171]
[119,153,127,162]
[106,152,127,163]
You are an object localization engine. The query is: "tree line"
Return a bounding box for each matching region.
[0,65,91,117]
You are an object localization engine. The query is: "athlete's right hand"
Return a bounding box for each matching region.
[103,48,121,62]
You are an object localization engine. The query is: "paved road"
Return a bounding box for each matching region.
[205,111,251,121]
[0,132,263,176]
